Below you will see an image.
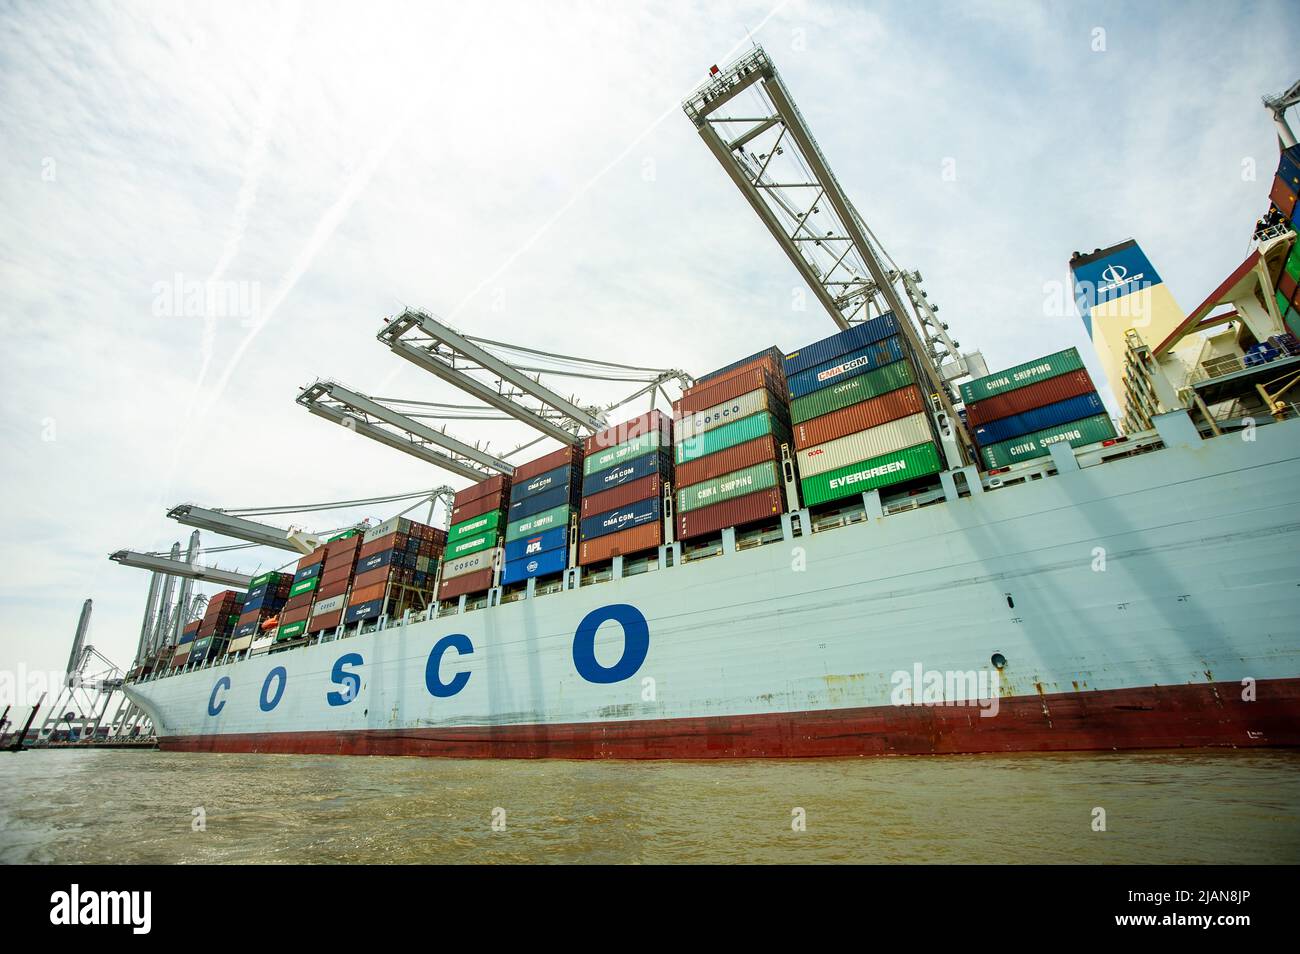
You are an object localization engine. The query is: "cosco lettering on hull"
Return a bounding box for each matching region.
[203,604,652,717]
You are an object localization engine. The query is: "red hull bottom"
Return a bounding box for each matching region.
[160,678,1300,759]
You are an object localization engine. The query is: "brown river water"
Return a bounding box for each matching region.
[1,748,1297,863]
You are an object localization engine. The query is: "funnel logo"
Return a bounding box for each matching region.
[1100,264,1127,283]
[1098,262,1144,294]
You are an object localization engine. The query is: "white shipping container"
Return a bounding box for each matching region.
[675,387,782,443]
[796,412,932,477]
[311,594,347,617]
[440,549,494,581]
[364,516,411,542]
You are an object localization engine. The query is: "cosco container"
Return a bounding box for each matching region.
[959,347,1085,404]
[579,496,661,541]
[440,549,494,581]
[583,430,665,476]
[439,567,495,601]
[979,413,1117,469]
[503,525,568,563]
[796,412,932,478]
[800,441,943,506]
[964,369,1096,427]
[674,366,786,418]
[501,547,569,585]
[786,336,906,399]
[675,411,788,465]
[675,386,786,443]
[581,451,670,497]
[677,461,780,513]
[581,473,662,518]
[448,509,502,544]
[578,522,662,566]
[583,410,671,455]
[508,464,572,502]
[972,392,1107,446]
[782,312,898,377]
[676,487,783,540]
[311,594,347,618]
[505,503,571,543]
[793,384,926,450]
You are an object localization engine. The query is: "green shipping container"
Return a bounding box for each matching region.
[583,431,662,477]
[447,528,499,559]
[328,529,360,542]
[449,508,502,543]
[1286,243,1300,283]
[675,412,787,465]
[249,571,278,588]
[959,348,1085,404]
[277,620,307,641]
[505,504,571,543]
[790,358,915,425]
[979,413,1117,469]
[289,576,319,597]
[678,461,780,513]
[799,442,942,506]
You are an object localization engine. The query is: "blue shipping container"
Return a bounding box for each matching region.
[509,464,572,502]
[233,621,258,639]
[787,336,906,399]
[501,546,569,585]
[356,549,396,575]
[244,583,269,605]
[783,312,898,377]
[293,562,322,583]
[503,526,568,564]
[508,483,574,522]
[345,599,385,623]
[973,392,1108,446]
[580,496,661,541]
[581,451,670,498]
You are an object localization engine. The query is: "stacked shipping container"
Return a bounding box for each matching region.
[230,571,292,652]
[172,618,201,668]
[307,531,364,636]
[784,314,943,506]
[346,517,446,624]
[502,445,584,585]
[440,475,511,601]
[672,347,791,539]
[276,545,326,641]
[960,348,1117,469]
[1267,146,1300,336]
[189,588,244,664]
[578,410,673,564]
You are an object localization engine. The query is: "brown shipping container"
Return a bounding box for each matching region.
[349,581,388,605]
[584,410,672,454]
[963,369,1097,426]
[353,565,393,592]
[581,474,662,518]
[308,609,343,632]
[315,580,350,600]
[793,384,928,450]
[320,563,355,588]
[675,367,786,418]
[325,535,362,558]
[280,604,312,625]
[453,474,511,509]
[512,443,584,482]
[297,547,326,569]
[360,532,406,559]
[677,487,784,540]
[674,433,785,487]
[450,490,509,524]
[578,522,662,565]
[282,592,314,612]
[439,568,495,600]
[694,354,787,397]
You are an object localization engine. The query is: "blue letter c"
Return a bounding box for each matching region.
[425,634,473,698]
[208,676,231,716]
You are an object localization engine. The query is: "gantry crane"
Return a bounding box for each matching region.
[1264,79,1300,148]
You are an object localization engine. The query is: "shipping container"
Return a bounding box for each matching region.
[582,429,666,476]
[311,593,347,618]
[959,347,1086,404]
[786,336,906,399]
[675,411,789,465]
[800,441,943,506]
[677,461,780,513]
[674,366,786,418]
[348,582,388,606]
[448,509,502,544]
[964,369,1097,427]
[439,567,495,601]
[793,384,926,450]
[440,549,495,581]
[289,576,319,598]
[508,464,572,502]
[673,434,784,487]
[276,619,308,641]
[797,412,932,477]
[363,516,413,543]
[356,548,397,575]
[782,312,899,377]
[505,503,571,543]
[581,473,662,518]
[676,487,783,540]
[501,547,569,585]
[675,386,787,443]
[452,474,511,509]
[979,413,1118,469]
[973,392,1107,446]
[693,346,785,387]
[511,443,584,482]
[578,522,662,566]
[507,483,574,522]
[580,496,661,541]
[446,529,499,559]
[309,609,343,633]
[353,565,392,592]
[449,488,509,524]
[292,561,323,583]
[583,409,671,455]
[580,450,670,497]
[503,526,568,563]
[1271,176,1298,220]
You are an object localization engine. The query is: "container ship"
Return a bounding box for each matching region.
[120,51,1300,758]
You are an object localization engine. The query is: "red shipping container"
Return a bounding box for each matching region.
[793,385,927,450]
[1280,271,1299,304]
[451,490,509,524]
[584,410,672,455]
[675,367,786,417]
[353,565,393,592]
[512,443,584,482]
[348,581,388,605]
[320,563,355,588]
[453,474,511,509]
[693,354,787,396]
[1271,176,1298,219]
[578,522,662,566]
[325,535,362,558]
[315,580,350,600]
[674,434,785,487]
[308,610,343,633]
[296,547,326,569]
[280,603,312,625]
[439,568,495,600]
[963,369,1098,426]
[581,474,662,518]
[281,592,314,612]
[677,487,783,540]
[360,532,406,559]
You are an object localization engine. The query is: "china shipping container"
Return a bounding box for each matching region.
[578,522,662,566]
[675,411,789,465]
[789,359,916,425]
[959,347,1085,404]
[979,413,1117,469]
[793,384,926,450]
[505,503,571,543]
[677,461,780,513]
[676,487,783,540]
[972,392,1107,447]
[782,312,899,377]
[583,409,672,454]
[674,434,786,487]
[963,369,1097,427]
[799,442,944,507]
[797,413,932,478]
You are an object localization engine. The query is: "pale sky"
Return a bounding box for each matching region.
[2,0,1296,699]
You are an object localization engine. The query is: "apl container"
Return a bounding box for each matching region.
[979,413,1117,469]
[677,461,780,513]
[786,336,906,399]
[503,526,568,564]
[800,441,943,506]
[972,392,1107,446]
[502,547,569,585]
[959,348,1085,404]
[796,412,933,478]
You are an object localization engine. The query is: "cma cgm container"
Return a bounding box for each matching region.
[345,517,446,624]
[501,444,584,586]
[578,411,672,565]
[784,319,941,507]
[440,473,514,600]
[674,349,794,540]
